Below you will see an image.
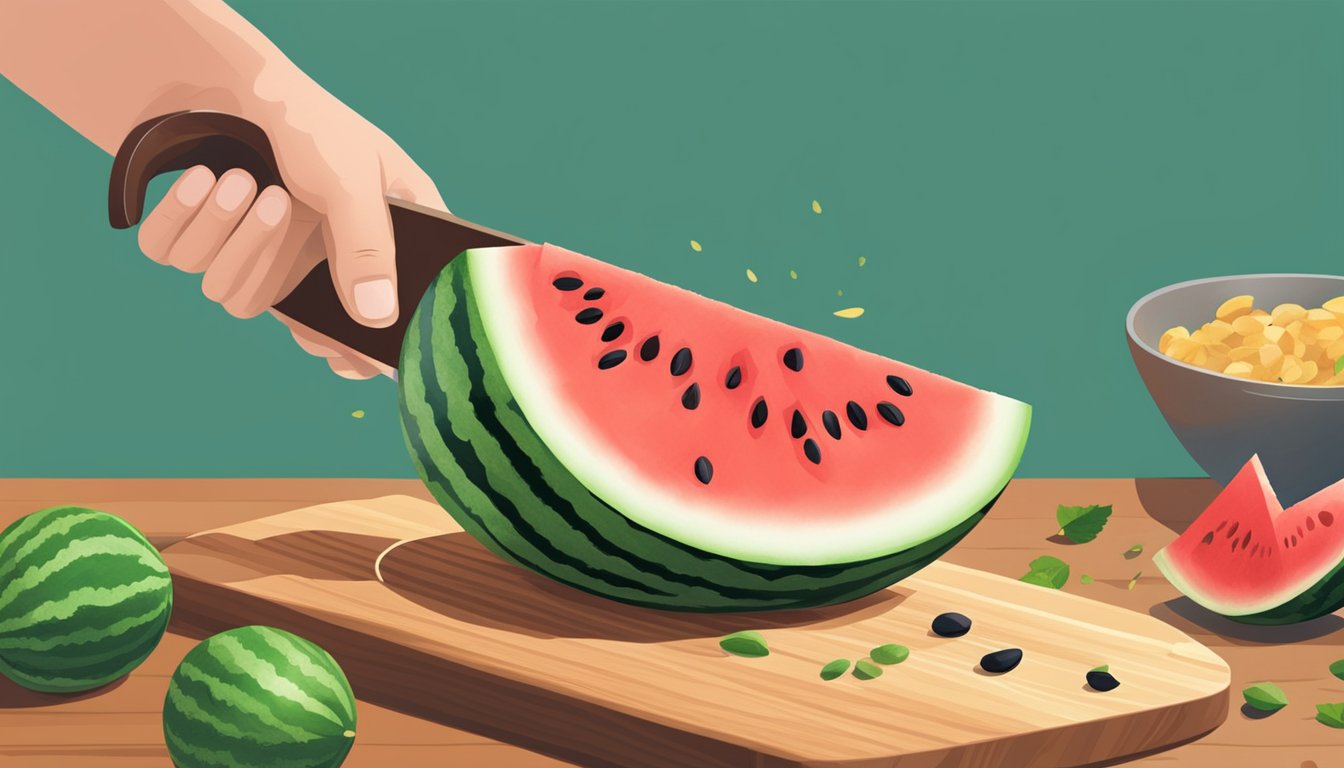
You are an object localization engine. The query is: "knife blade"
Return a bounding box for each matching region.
[108,111,530,369]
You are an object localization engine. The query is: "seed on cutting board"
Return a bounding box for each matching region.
[583,287,605,300]
[670,347,693,376]
[575,307,603,325]
[870,644,909,665]
[1086,670,1121,692]
[931,612,971,637]
[600,322,625,342]
[597,350,627,370]
[718,630,767,657]
[852,660,882,680]
[552,276,583,291]
[819,659,851,681]
[979,648,1023,674]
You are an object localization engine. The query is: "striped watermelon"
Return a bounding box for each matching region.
[163,625,357,768]
[0,506,172,693]
[399,244,1030,611]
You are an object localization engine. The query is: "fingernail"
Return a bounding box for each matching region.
[215,173,252,212]
[353,278,397,321]
[176,166,214,207]
[254,191,288,226]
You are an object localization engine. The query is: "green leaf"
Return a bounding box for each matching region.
[1124,544,1143,559]
[1080,574,1094,585]
[719,631,769,658]
[852,660,883,680]
[1090,665,1109,673]
[1317,702,1344,728]
[1020,555,1070,589]
[1242,683,1288,713]
[819,659,850,681]
[870,644,909,665]
[1331,659,1344,680]
[1335,356,1344,375]
[1055,504,1113,543]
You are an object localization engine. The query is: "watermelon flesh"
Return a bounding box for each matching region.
[400,243,1030,610]
[1154,455,1344,624]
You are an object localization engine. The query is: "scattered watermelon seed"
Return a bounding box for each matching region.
[803,439,821,464]
[601,322,625,342]
[597,350,627,370]
[980,648,1023,674]
[877,401,905,426]
[751,399,769,428]
[932,612,971,637]
[746,269,758,283]
[583,287,605,300]
[640,336,660,361]
[1087,670,1121,692]
[783,347,804,372]
[887,375,913,397]
[725,366,742,389]
[846,401,868,430]
[690,240,702,252]
[553,276,583,291]
[822,410,841,440]
[682,383,701,410]
[671,347,693,376]
[351,410,365,419]
[575,308,603,325]
[694,456,714,485]
[791,410,808,439]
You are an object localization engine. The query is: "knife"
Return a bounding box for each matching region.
[108,110,529,369]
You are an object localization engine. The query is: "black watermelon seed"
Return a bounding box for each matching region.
[783,347,804,372]
[980,648,1022,674]
[803,438,821,464]
[597,350,627,370]
[583,287,605,300]
[575,307,603,325]
[790,410,808,439]
[682,383,701,410]
[822,410,841,440]
[552,276,583,291]
[846,401,868,431]
[725,366,742,390]
[931,612,971,637]
[670,347,693,376]
[750,399,768,428]
[876,401,905,426]
[639,336,661,361]
[694,456,713,485]
[1087,671,1121,692]
[887,375,913,396]
[600,321,625,342]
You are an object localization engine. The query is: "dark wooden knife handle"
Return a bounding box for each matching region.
[107,110,524,368]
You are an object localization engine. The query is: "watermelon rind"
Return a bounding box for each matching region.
[1155,542,1344,625]
[162,625,357,768]
[399,250,1022,611]
[0,506,172,693]
[468,248,1031,566]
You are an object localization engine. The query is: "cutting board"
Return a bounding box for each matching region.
[161,495,1230,768]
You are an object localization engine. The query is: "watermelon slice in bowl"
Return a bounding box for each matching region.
[399,243,1030,611]
[1154,455,1344,624]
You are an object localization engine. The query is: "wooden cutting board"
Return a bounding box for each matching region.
[161,495,1230,768]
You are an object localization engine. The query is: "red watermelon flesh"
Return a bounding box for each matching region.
[1155,455,1344,623]
[469,244,1031,565]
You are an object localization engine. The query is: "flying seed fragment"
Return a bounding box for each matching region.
[746,269,758,283]
[834,307,865,319]
[690,240,702,252]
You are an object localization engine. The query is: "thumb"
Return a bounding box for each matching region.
[321,186,399,328]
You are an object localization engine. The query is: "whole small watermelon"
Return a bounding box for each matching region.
[163,625,358,768]
[0,506,173,693]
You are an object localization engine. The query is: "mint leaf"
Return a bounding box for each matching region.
[1331,659,1344,680]
[1090,664,1109,673]
[1317,702,1344,728]
[819,659,850,681]
[870,644,909,665]
[1020,555,1070,589]
[719,631,769,658]
[1079,574,1093,585]
[1243,682,1288,713]
[1056,504,1113,543]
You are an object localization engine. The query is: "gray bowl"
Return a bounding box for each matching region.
[1127,274,1344,506]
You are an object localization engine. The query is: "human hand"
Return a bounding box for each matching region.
[135,81,445,379]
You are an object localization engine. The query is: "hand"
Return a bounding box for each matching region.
[135,85,444,379]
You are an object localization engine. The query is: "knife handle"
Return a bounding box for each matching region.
[107,110,522,368]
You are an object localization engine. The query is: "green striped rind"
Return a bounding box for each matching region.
[162,626,356,768]
[398,257,1001,612]
[1155,545,1344,626]
[0,507,172,693]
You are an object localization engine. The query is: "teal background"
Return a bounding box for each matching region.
[3,0,1342,478]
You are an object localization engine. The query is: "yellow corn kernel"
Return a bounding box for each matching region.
[1329,339,1344,359]
[1300,360,1320,384]
[1223,361,1255,378]
[1319,326,1344,343]
[1307,308,1338,327]
[1201,321,1236,343]
[1280,356,1305,384]
[1159,326,1190,354]
[1271,303,1308,326]
[1323,296,1344,314]
[1216,295,1255,321]
[1229,346,1260,362]
[1231,315,1269,335]
[1259,344,1284,370]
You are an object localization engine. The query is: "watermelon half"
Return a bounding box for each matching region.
[1154,455,1344,624]
[399,243,1030,611]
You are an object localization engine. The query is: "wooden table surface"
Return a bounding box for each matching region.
[0,478,1339,768]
